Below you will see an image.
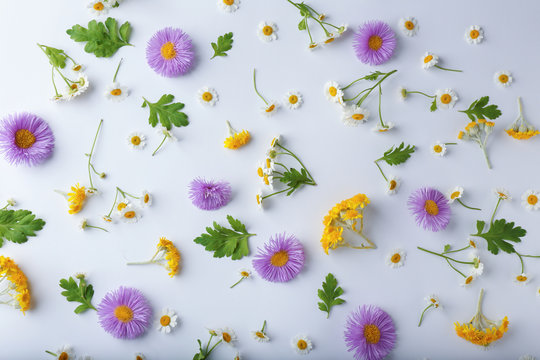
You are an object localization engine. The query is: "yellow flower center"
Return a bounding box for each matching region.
[498,74,509,83]
[160,315,171,326]
[241,271,250,277]
[465,275,473,284]
[440,94,452,104]
[497,192,508,199]
[266,104,275,113]
[458,131,464,140]
[262,25,274,36]
[223,0,234,5]
[424,200,439,216]
[257,167,264,177]
[469,240,476,248]
[325,37,335,44]
[516,275,528,282]
[352,113,365,121]
[424,55,433,63]
[202,91,213,102]
[528,195,538,205]
[389,180,397,190]
[328,86,337,97]
[70,83,79,90]
[469,29,480,39]
[363,324,381,344]
[309,43,318,49]
[136,356,143,360]
[114,305,133,323]
[117,202,128,211]
[263,175,270,185]
[144,194,150,203]
[265,158,272,168]
[390,253,401,263]
[110,88,122,96]
[430,298,437,304]
[256,331,265,338]
[270,250,289,267]
[368,35,383,51]
[404,20,415,30]
[124,211,136,219]
[289,95,298,104]
[59,352,69,360]
[14,129,36,149]
[222,332,232,343]
[93,2,104,10]
[297,339,308,350]
[433,145,443,153]
[160,41,177,60]
[73,65,82,71]
[131,136,141,145]
[451,191,461,199]
[256,194,262,205]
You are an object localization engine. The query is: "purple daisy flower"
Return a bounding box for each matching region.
[0,112,54,166]
[353,21,396,66]
[252,233,305,283]
[408,187,451,232]
[97,287,152,340]
[146,27,195,77]
[188,178,231,210]
[344,305,396,360]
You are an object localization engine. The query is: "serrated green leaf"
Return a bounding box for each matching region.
[376,142,416,166]
[472,219,526,255]
[141,94,189,130]
[210,32,233,59]
[298,18,307,30]
[476,220,485,234]
[59,276,96,314]
[430,99,437,112]
[443,244,451,253]
[194,216,255,260]
[365,71,383,81]
[280,167,312,192]
[39,45,67,68]
[0,209,45,247]
[317,273,345,318]
[459,96,502,121]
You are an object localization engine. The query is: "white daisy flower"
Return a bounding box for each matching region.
[257,161,270,178]
[102,215,113,224]
[251,325,270,342]
[284,91,303,110]
[264,157,275,172]
[134,353,146,360]
[87,0,111,16]
[217,327,237,346]
[514,273,531,285]
[120,204,141,224]
[399,17,419,36]
[322,33,336,45]
[324,81,344,104]
[447,186,464,203]
[269,135,280,149]
[261,101,279,117]
[156,126,177,142]
[435,89,458,109]
[65,73,90,99]
[262,173,274,190]
[78,218,89,231]
[398,86,408,101]
[460,273,476,287]
[157,308,179,334]
[55,345,75,360]
[104,82,128,102]
[386,176,400,195]
[522,190,540,210]
[308,42,320,51]
[71,64,84,73]
[425,294,440,309]
[494,71,513,88]
[372,122,395,133]
[126,132,147,150]
[218,0,239,13]
[291,334,312,355]
[422,52,439,69]
[431,141,447,156]
[341,105,369,126]
[465,25,484,45]
[494,188,511,200]
[6,198,16,207]
[115,199,130,214]
[140,190,152,207]
[469,251,484,277]
[256,190,264,210]
[197,87,219,107]
[386,249,406,268]
[258,22,278,42]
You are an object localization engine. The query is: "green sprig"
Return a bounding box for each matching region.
[194,216,255,260]
[141,94,189,130]
[59,275,96,314]
[0,209,45,248]
[317,273,345,318]
[210,32,234,59]
[459,96,502,121]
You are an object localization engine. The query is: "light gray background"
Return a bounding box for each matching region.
[1,0,539,359]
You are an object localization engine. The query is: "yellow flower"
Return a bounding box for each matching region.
[68,183,86,204]
[224,121,251,149]
[0,256,31,313]
[505,97,539,140]
[127,237,181,278]
[505,128,540,140]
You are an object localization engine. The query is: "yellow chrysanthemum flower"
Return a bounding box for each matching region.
[127,237,181,278]
[0,256,31,313]
[67,183,86,204]
[224,121,251,150]
[505,97,539,140]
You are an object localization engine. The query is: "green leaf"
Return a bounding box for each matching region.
[430,99,437,112]
[279,168,311,194]
[66,17,132,58]
[472,219,526,255]
[459,96,502,121]
[317,273,345,318]
[39,45,67,68]
[443,244,451,253]
[59,276,96,314]
[298,18,307,30]
[194,216,255,260]
[376,142,416,166]
[210,32,233,59]
[365,71,383,81]
[141,94,189,130]
[476,220,485,234]
[0,209,45,247]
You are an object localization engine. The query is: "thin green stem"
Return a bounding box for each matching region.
[311,17,330,36]
[274,162,289,171]
[229,277,245,289]
[407,90,436,98]
[87,225,109,232]
[343,88,370,102]
[418,304,433,327]
[106,189,120,217]
[51,66,59,96]
[116,187,140,199]
[204,334,214,354]
[374,161,388,182]
[87,119,104,190]
[377,84,386,128]
[261,320,267,332]
[45,350,57,357]
[321,21,340,30]
[434,65,463,72]
[276,144,316,185]
[417,246,474,265]
[457,199,481,211]
[355,69,397,107]
[152,135,168,156]
[112,58,123,82]
[446,258,467,278]
[516,252,525,273]
[342,77,368,91]
[480,143,492,169]
[443,245,470,254]
[305,16,314,44]
[207,339,222,356]
[253,68,268,105]
[262,187,294,200]
[444,142,457,145]
[490,198,502,225]
[55,67,72,86]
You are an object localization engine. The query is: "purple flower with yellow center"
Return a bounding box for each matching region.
[252,233,305,283]
[97,286,152,339]
[344,305,396,360]
[408,187,451,232]
[353,21,396,66]
[0,112,54,166]
[146,27,195,77]
[188,178,231,210]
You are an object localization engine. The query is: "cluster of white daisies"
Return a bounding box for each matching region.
[87,0,122,17]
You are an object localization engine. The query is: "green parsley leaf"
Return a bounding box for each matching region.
[194,215,255,260]
[0,209,45,248]
[210,32,234,59]
[376,142,416,166]
[279,168,313,195]
[365,71,384,81]
[66,17,132,58]
[59,276,96,314]
[459,96,502,121]
[141,94,189,130]
[430,99,437,112]
[317,273,345,318]
[37,44,67,69]
[472,219,526,255]
[298,18,307,30]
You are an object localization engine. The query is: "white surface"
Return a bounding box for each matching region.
[1,0,540,359]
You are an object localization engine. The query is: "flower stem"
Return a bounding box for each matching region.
[354,69,397,107]
[407,90,436,98]
[417,246,474,265]
[305,16,314,44]
[444,142,457,145]
[51,66,60,96]
[261,320,267,332]
[87,225,109,232]
[475,288,485,314]
[276,144,316,185]
[106,188,120,217]
[443,245,470,254]
[152,135,168,156]
[434,65,463,72]
[480,143,492,169]
[516,252,525,274]
[229,277,245,289]
[112,58,123,82]
[446,258,467,278]
[45,351,58,357]
[374,161,388,182]
[262,187,294,200]
[490,198,502,225]
[253,68,268,105]
[457,199,481,211]
[418,304,433,326]
[87,119,104,190]
[377,84,386,128]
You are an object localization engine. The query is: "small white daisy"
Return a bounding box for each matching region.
[262,173,273,190]
[251,320,270,343]
[261,101,279,117]
[102,215,113,224]
[465,25,484,45]
[514,273,531,285]
[78,218,89,231]
[469,252,484,277]
[104,82,128,102]
[372,122,395,133]
[291,334,312,355]
[386,176,400,195]
[322,33,336,45]
[494,188,511,200]
[120,204,141,224]
[494,71,513,88]
[218,0,240,13]
[308,42,320,51]
[522,190,540,210]
[87,0,111,16]
[447,186,464,203]
[435,89,458,110]
[126,132,147,150]
[140,190,152,207]
[197,87,219,107]
[422,52,439,69]
[134,353,146,360]
[460,273,476,287]
[257,161,270,178]
[341,105,369,126]
[425,294,440,309]
[399,17,419,36]
[324,81,344,104]
[6,198,16,206]
[156,126,177,142]
[217,327,237,346]
[284,91,303,110]
[115,200,130,214]
[386,249,406,268]
[65,73,90,99]
[398,86,408,101]
[55,345,75,360]
[256,190,264,210]
[157,308,179,334]
[258,22,278,42]
[431,141,447,156]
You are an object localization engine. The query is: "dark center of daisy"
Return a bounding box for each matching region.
[262,26,273,36]
[123,211,136,219]
[390,253,401,263]
[389,180,397,190]
[469,29,480,39]
[424,200,439,216]
[363,324,381,344]
[14,129,36,149]
[433,145,442,153]
[516,275,528,282]
[222,332,232,342]
[297,339,307,350]
[93,2,104,10]
[136,357,143,360]
[440,94,452,104]
[424,55,433,63]
[325,37,335,44]
[131,136,141,145]
[352,113,364,121]
[289,95,298,104]
[465,276,473,284]
[114,305,133,323]
[528,195,538,205]
[202,92,213,101]
[328,86,337,96]
[58,352,69,360]
[144,194,150,203]
[256,331,265,338]
[451,191,460,199]
[111,89,122,96]
[368,35,383,51]
[498,74,509,83]
[404,21,415,30]
[223,0,234,4]
[161,42,177,60]
[270,251,289,267]
[160,315,171,326]
[266,104,275,112]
